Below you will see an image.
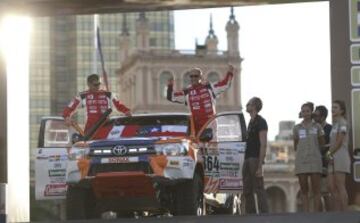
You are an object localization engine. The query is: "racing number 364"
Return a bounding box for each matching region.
[202,155,219,172]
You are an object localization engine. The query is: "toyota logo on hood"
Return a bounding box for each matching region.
[112,145,128,156]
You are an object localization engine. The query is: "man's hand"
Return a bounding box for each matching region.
[255,164,263,177]
[125,111,132,117]
[228,64,235,73]
[168,77,174,85]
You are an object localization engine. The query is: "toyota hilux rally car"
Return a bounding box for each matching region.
[35,111,247,219]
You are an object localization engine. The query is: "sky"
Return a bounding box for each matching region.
[174,2,331,141]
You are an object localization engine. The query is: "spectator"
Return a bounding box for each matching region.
[327,100,351,211]
[63,74,131,139]
[167,64,234,134]
[293,102,325,212]
[313,105,333,211]
[242,97,269,214]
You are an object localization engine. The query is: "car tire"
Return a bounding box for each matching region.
[66,185,97,220]
[174,171,205,216]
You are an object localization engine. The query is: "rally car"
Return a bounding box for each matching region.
[35,112,247,219]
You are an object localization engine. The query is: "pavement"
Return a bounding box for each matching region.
[18,211,360,223]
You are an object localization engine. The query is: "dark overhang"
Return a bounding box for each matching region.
[0,0,327,17]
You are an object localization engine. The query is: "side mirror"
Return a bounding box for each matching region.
[199,128,213,142]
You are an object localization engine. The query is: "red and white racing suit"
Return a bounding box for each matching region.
[167,71,233,134]
[63,90,130,139]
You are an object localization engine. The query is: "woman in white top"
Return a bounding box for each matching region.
[327,100,351,211]
[293,102,325,212]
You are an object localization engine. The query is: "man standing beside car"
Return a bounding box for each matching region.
[167,64,235,134]
[63,74,132,139]
[242,97,269,214]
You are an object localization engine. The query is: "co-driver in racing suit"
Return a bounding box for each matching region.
[63,74,132,139]
[167,64,235,134]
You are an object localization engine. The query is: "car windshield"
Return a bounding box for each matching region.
[109,115,190,138]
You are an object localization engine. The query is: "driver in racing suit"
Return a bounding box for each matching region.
[167,64,235,134]
[63,74,131,139]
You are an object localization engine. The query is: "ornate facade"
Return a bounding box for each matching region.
[116,9,242,114]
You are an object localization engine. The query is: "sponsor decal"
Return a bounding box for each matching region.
[44,184,67,197]
[219,178,242,190]
[48,154,67,162]
[108,157,129,163]
[112,145,128,156]
[200,93,210,98]
[190,96,200,101]
[101,156,139,163]
[48,169,66,177]
[204,103,212,108]
[169,160,180,166]
[110,129,120,135]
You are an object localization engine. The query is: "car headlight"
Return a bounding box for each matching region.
[68,147,90,160]
[155,143,188,156]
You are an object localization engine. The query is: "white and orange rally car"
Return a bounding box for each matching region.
[35,112,247,219]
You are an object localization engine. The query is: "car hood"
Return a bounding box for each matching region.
[89,136,187,147]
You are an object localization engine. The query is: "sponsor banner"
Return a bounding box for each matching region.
[35,148,69,200]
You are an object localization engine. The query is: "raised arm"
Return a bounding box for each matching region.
[211,64,234,97]
[111,93,131,116]
[167,78,186,104]
[63,94,82,126]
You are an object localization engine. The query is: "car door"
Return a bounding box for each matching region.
[199,112,246,194]
[35,117,73,200]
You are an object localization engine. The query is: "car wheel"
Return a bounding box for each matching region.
[174,171,205,216]
[66,185,97,220]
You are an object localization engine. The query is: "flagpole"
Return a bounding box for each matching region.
[94,14,110,91]
[93,14,98,74]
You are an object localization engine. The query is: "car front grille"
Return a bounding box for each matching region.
[88,162,153,176]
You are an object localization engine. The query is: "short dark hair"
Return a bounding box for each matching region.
[87,74,100,83]
[251,97,263,112]
[333,100,346,116]
[315,105,328,119]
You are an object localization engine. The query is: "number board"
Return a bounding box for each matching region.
[351,66,360,85]
[349,0,360,41]
[352,90,360,151]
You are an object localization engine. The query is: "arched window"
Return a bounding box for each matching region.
[183,72,191,88]
[160,71,173,99]
[207,72,219,83]
[266,186,287,213]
